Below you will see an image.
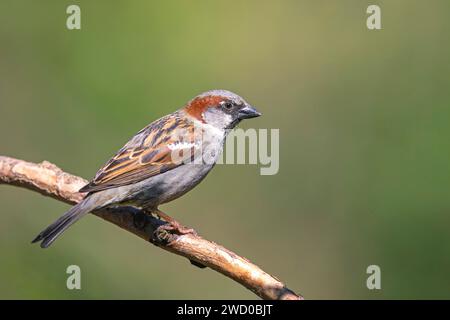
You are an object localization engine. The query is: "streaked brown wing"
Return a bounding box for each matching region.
[79,113,197,193]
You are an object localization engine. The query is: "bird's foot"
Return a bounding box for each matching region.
[157,220,197,236]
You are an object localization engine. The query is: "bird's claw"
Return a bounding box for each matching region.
[157,221,197,236]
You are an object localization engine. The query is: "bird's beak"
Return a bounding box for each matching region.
[238,105,262,120]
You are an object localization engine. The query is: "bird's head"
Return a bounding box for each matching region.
[184,90,261,130]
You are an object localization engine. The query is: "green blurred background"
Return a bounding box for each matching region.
[1,0,450,299]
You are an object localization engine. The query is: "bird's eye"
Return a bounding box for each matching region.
[222,101,233,111]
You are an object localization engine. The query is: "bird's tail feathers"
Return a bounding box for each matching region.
[32,197,96,248]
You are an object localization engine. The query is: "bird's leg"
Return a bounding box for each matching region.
[152,208,197,236]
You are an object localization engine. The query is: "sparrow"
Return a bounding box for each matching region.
[32,89,261,248]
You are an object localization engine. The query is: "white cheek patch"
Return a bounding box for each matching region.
[223,114,233,126]
[203,109,233,131]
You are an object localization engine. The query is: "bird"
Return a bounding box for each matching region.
[32,89,261,248]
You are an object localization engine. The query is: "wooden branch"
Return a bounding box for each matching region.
[0,155,302,300]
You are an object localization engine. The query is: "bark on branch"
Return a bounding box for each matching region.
[0,155,302,300]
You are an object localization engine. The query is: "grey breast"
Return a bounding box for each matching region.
[136,163,216,208]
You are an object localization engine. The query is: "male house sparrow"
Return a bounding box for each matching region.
[33,90,261,248]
